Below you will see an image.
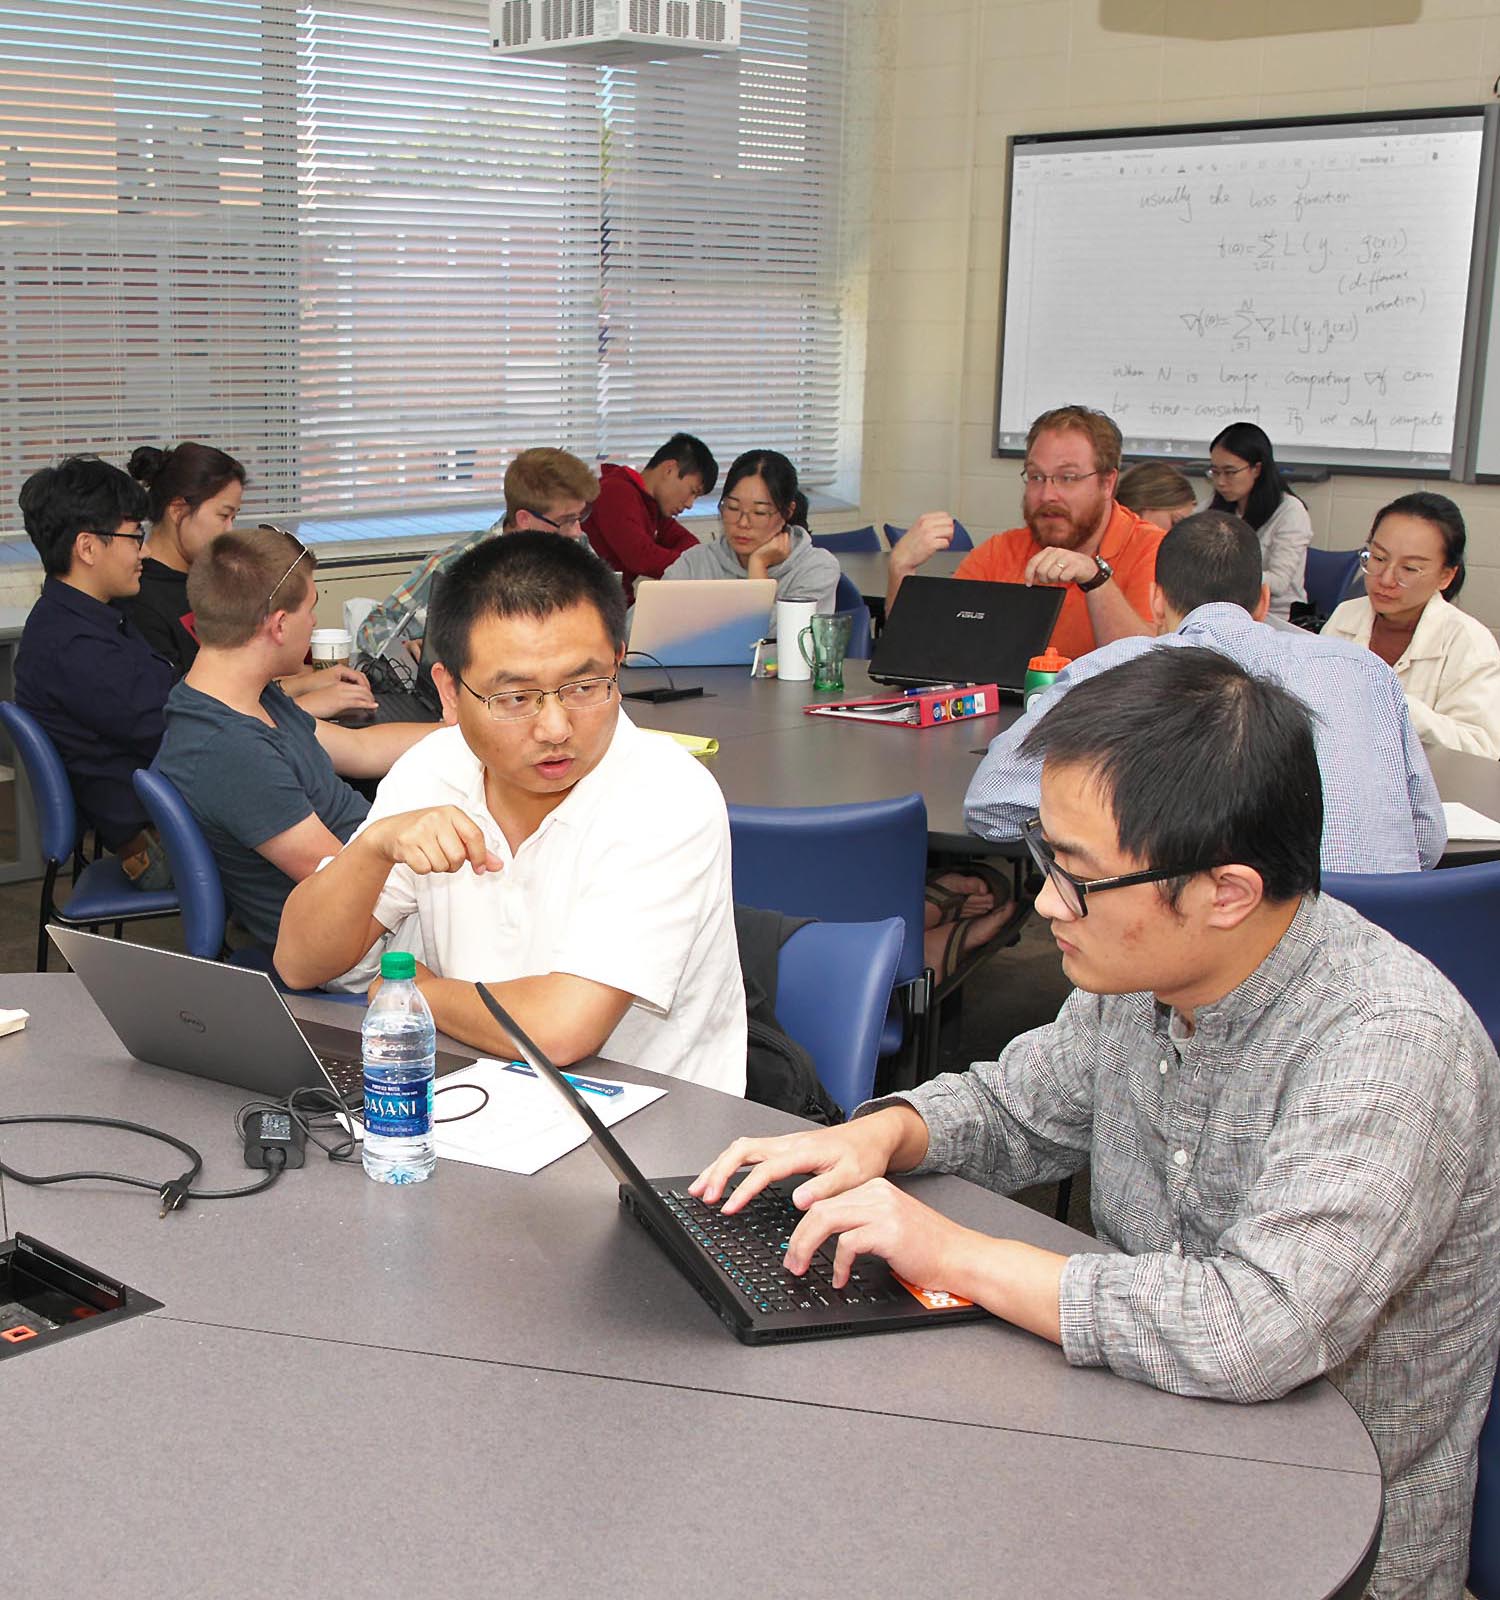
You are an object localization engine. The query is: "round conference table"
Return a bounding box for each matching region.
[0,976,1382,1598]
[622,659,1500,864]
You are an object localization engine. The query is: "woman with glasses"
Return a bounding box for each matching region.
[1206,422,1313,620]
[1324,492,1500,757]
[125,441,376,722]
[663,448,839,625]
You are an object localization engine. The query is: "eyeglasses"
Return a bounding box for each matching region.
[455,673,617,723]
[1358,547,1428,589]
[86,527,146,548]
[720,499,781,524]
[1022,816,1222,919]
[1205,464,1252,483]
[1020,470,1099,490]
[259,523,309,610]
[529,509,586,536]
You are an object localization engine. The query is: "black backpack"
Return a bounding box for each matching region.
[734,904,843,1126]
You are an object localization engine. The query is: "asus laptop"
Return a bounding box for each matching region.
[52,929,474,1104]
[474,983,989,1346]
[627,577,777,668]
[869,576,1065,692]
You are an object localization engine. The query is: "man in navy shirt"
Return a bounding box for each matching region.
[15,456,175,887]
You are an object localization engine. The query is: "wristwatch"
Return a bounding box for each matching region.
[1078,555,1113,593]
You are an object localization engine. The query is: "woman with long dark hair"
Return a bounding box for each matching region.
[1207,422,1313,619]
[125,441,375,719]
[1325,491,1500,757]
[664,447,839,618]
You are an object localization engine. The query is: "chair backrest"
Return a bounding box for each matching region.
[1322,864,1500,1045]
[133,767,227,960]
[833,573,873,660]
[776,918,904,1114]
[0,701,78,866]
[1303,547,1361,618]
[809,525,881,554]
[1472,1356,1500,1599]
[728,794,928,987]
[884,520,974,553]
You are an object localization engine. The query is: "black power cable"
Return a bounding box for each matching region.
[0,1113,286,1218]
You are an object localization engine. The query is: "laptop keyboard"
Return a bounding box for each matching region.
[318,1052,363,1103]
[659,1186,900,1316]
[371,689,437,724]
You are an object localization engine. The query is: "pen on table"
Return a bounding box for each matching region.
[501,1061,624,1097]
[902,682,964,696]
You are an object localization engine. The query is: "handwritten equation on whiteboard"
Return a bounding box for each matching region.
[997,124,1485,468]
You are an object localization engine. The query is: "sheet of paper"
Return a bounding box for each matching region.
[1442,801,1500,842]
[431,1057,665,1175]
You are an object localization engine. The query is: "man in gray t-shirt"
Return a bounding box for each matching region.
[694,646,1500,1600]
[157,527,431,951]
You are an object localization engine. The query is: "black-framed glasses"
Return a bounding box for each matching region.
[1022,816,1222,919]
[719,498,781,524]
[1205,463,1252,483]
[1019,470,1099,490]
[85,527,146,548]
[528,508,586,536]
[455,672,617,723]
[259,523,309,610]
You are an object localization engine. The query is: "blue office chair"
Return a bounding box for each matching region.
[0,702,179,972]
[809,525,881,554]
[1472,1357,1500,1598]
[833,573,873,660]
[728,794,931,1074]
[132,767,230,960]
[776,918,904,1115]
[1322,863,1500,1046]
[132,765,362,1003]
[885,520,974,553]
[1303,547,1361,619]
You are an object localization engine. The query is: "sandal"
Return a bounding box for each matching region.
[924,861,1017,924]
[929,894,1031,998]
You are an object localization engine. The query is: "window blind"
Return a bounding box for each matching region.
[0,0,851,521]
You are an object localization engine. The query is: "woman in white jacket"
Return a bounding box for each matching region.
[1324,492,1500,759]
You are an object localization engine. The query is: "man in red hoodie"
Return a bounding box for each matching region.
[585,433,717,602]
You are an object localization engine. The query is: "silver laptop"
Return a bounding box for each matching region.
[50,929,475,1104]
[628,577,777,668]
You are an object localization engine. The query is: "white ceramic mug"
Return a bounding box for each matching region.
[309,627,353,669]
[775,601,817,680]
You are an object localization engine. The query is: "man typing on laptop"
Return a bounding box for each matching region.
[693,648,1500,1600]
[275,533,746,1092]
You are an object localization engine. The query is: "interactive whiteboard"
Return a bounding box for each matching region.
[996,111,1487,474]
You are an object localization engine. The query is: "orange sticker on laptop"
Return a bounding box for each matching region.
[891,1273,975,1310]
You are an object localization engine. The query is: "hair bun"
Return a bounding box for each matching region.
[126,444,166,485]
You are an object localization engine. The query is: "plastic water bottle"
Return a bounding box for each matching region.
[361,951,436,1185]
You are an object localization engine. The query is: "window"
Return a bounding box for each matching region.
[0,0,853,519]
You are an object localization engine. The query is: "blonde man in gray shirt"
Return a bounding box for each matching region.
[694,645,1500,1600]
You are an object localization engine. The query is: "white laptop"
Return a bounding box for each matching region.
[627,577,777,668]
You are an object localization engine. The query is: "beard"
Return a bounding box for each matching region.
[1024,487,1109,551]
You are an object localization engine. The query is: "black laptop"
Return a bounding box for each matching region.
[869,576,1065,692]
[474,984,989,1346]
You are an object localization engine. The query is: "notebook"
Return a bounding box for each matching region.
[869,576,1065,692]
[628,577,777,668]
[50,929,475,1105]
[473,982,989,1346]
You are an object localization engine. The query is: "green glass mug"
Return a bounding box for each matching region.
[799,612,853,692]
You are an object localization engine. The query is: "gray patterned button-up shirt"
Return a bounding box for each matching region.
[880,894,1500,1598]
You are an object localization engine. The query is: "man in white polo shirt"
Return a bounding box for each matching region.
[275,532,746,1093]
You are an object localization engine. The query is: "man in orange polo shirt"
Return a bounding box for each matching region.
[886,405,1163,661]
